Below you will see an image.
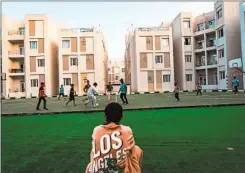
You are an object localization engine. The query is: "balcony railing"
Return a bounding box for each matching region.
[8,30,25,36]
[196,62,206,67]
[137,27,169,32]
[61,28,94,33]
[9,88,25,92]
[9,69,24,73]
[195,44,204,49]
[8,49,24,56]
[206,40,216,47]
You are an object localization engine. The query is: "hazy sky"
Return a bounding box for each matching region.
[3,2,214,60]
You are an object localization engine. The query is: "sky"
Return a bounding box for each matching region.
[2,2,214,60]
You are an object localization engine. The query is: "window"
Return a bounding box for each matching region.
[37,59,45,67]
[19,27,25,35]
[162,38,169,46]
[185,55,192,62]
[62,40,70,48]
[163,75,170,82]
[155,55,163,64]
[70,57,78,66]
[186,74,192,82]
[184,37,191,45]
[208,20,215,28]
[122,68,125,72]
[218,49,224,58]
[219,71,225,80]
[197,23,204,31]
[183,20,191,28]
[30,41,37,49]
[63,78,71,86]
[218,28,224,38]
[216,8,222,19]
[108,68,110,71]
[31,79,38,87]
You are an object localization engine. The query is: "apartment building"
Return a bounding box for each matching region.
[125,23,174,92]
[2,14,58,99]
[59,28,108,95]
[108,60,125,84]
[172,1,243,91]
[240,1,245,88]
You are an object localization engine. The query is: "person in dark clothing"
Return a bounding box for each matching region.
[174,83,180,101]
[66,84,76,106]
[118,79,128,105]
[36,82,48,110]
[196,83,202,96]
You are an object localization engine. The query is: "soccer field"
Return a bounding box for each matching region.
[2,106,245,173]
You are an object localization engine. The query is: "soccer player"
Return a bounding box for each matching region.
[36,82,48,110]
[196,83,202,96]
[83,80,91,102]
[58,85,65,100]
[84,82,99,108]
[85,102,143,173]
[232,77,239,94]
[174,83,180,101]
[66,84,76,106]
[106,82,113,102]
[118,79,128,105]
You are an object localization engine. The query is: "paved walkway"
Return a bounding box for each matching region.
[1,92,245,116]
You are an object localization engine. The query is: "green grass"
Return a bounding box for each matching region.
[2,106,245,173]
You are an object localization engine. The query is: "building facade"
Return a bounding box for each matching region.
[125,23,174,92]
[240,1,245,88]
[172,1,243,91]
[58,28,108,95]
[108,60,125,84]
[2,14,58,99]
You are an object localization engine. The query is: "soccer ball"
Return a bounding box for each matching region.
[94,103,99,107]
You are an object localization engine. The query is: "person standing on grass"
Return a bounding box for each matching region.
[83,80,91,102]
[232,77,239,94]
[66,84,76,106]
[174,83,180,101]
[106,82,113,102]
[196,83,202,96]
[84,82,99,108]
[58,85,65,100]
[85,102,143,173]
[118,79,128,105]
[36,82,48,110]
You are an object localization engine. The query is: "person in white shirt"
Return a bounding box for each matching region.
[84,82,99,107]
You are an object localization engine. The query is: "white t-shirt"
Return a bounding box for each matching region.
[87,86,99,96]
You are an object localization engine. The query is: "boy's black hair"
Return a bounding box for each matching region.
[41,82,45,85]
[93,82,98,86]
[105,102,123,123]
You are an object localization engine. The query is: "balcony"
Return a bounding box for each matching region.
[194,41,205,52]
[8,49,24,58]
[8,30,25,42]
[206,39,216,51]
[61,28,94,33]
[8,68,25,76]
[195,57,206,69]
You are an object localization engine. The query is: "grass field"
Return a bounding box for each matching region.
[2,106,245,173]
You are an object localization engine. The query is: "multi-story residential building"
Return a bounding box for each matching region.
[59,28,108,95]
[2,14,59,99]
[108,60,125,84]
[240,1,245,88]
[172,1,243,91]
[125,23,174,92]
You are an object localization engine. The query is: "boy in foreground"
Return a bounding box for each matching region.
[174,83,180,101]
[36,82,48,110]
[84,82,99,108]
[85,103,143,173]
[66,84,76,106]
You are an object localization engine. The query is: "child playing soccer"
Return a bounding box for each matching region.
[66,84,76,106]
[106,82,113,102]
[58,85,65,100]
[174,83,180,101]
[196,83,202,96]
[83,80,91,102]
[85,102,143,173]
[84,82,99,108]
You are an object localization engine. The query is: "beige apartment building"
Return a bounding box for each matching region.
[125,23,174,92]
[172,1,243,91]
[108,60,125,84]
[59,28,108,95]
[2,14,58,99]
